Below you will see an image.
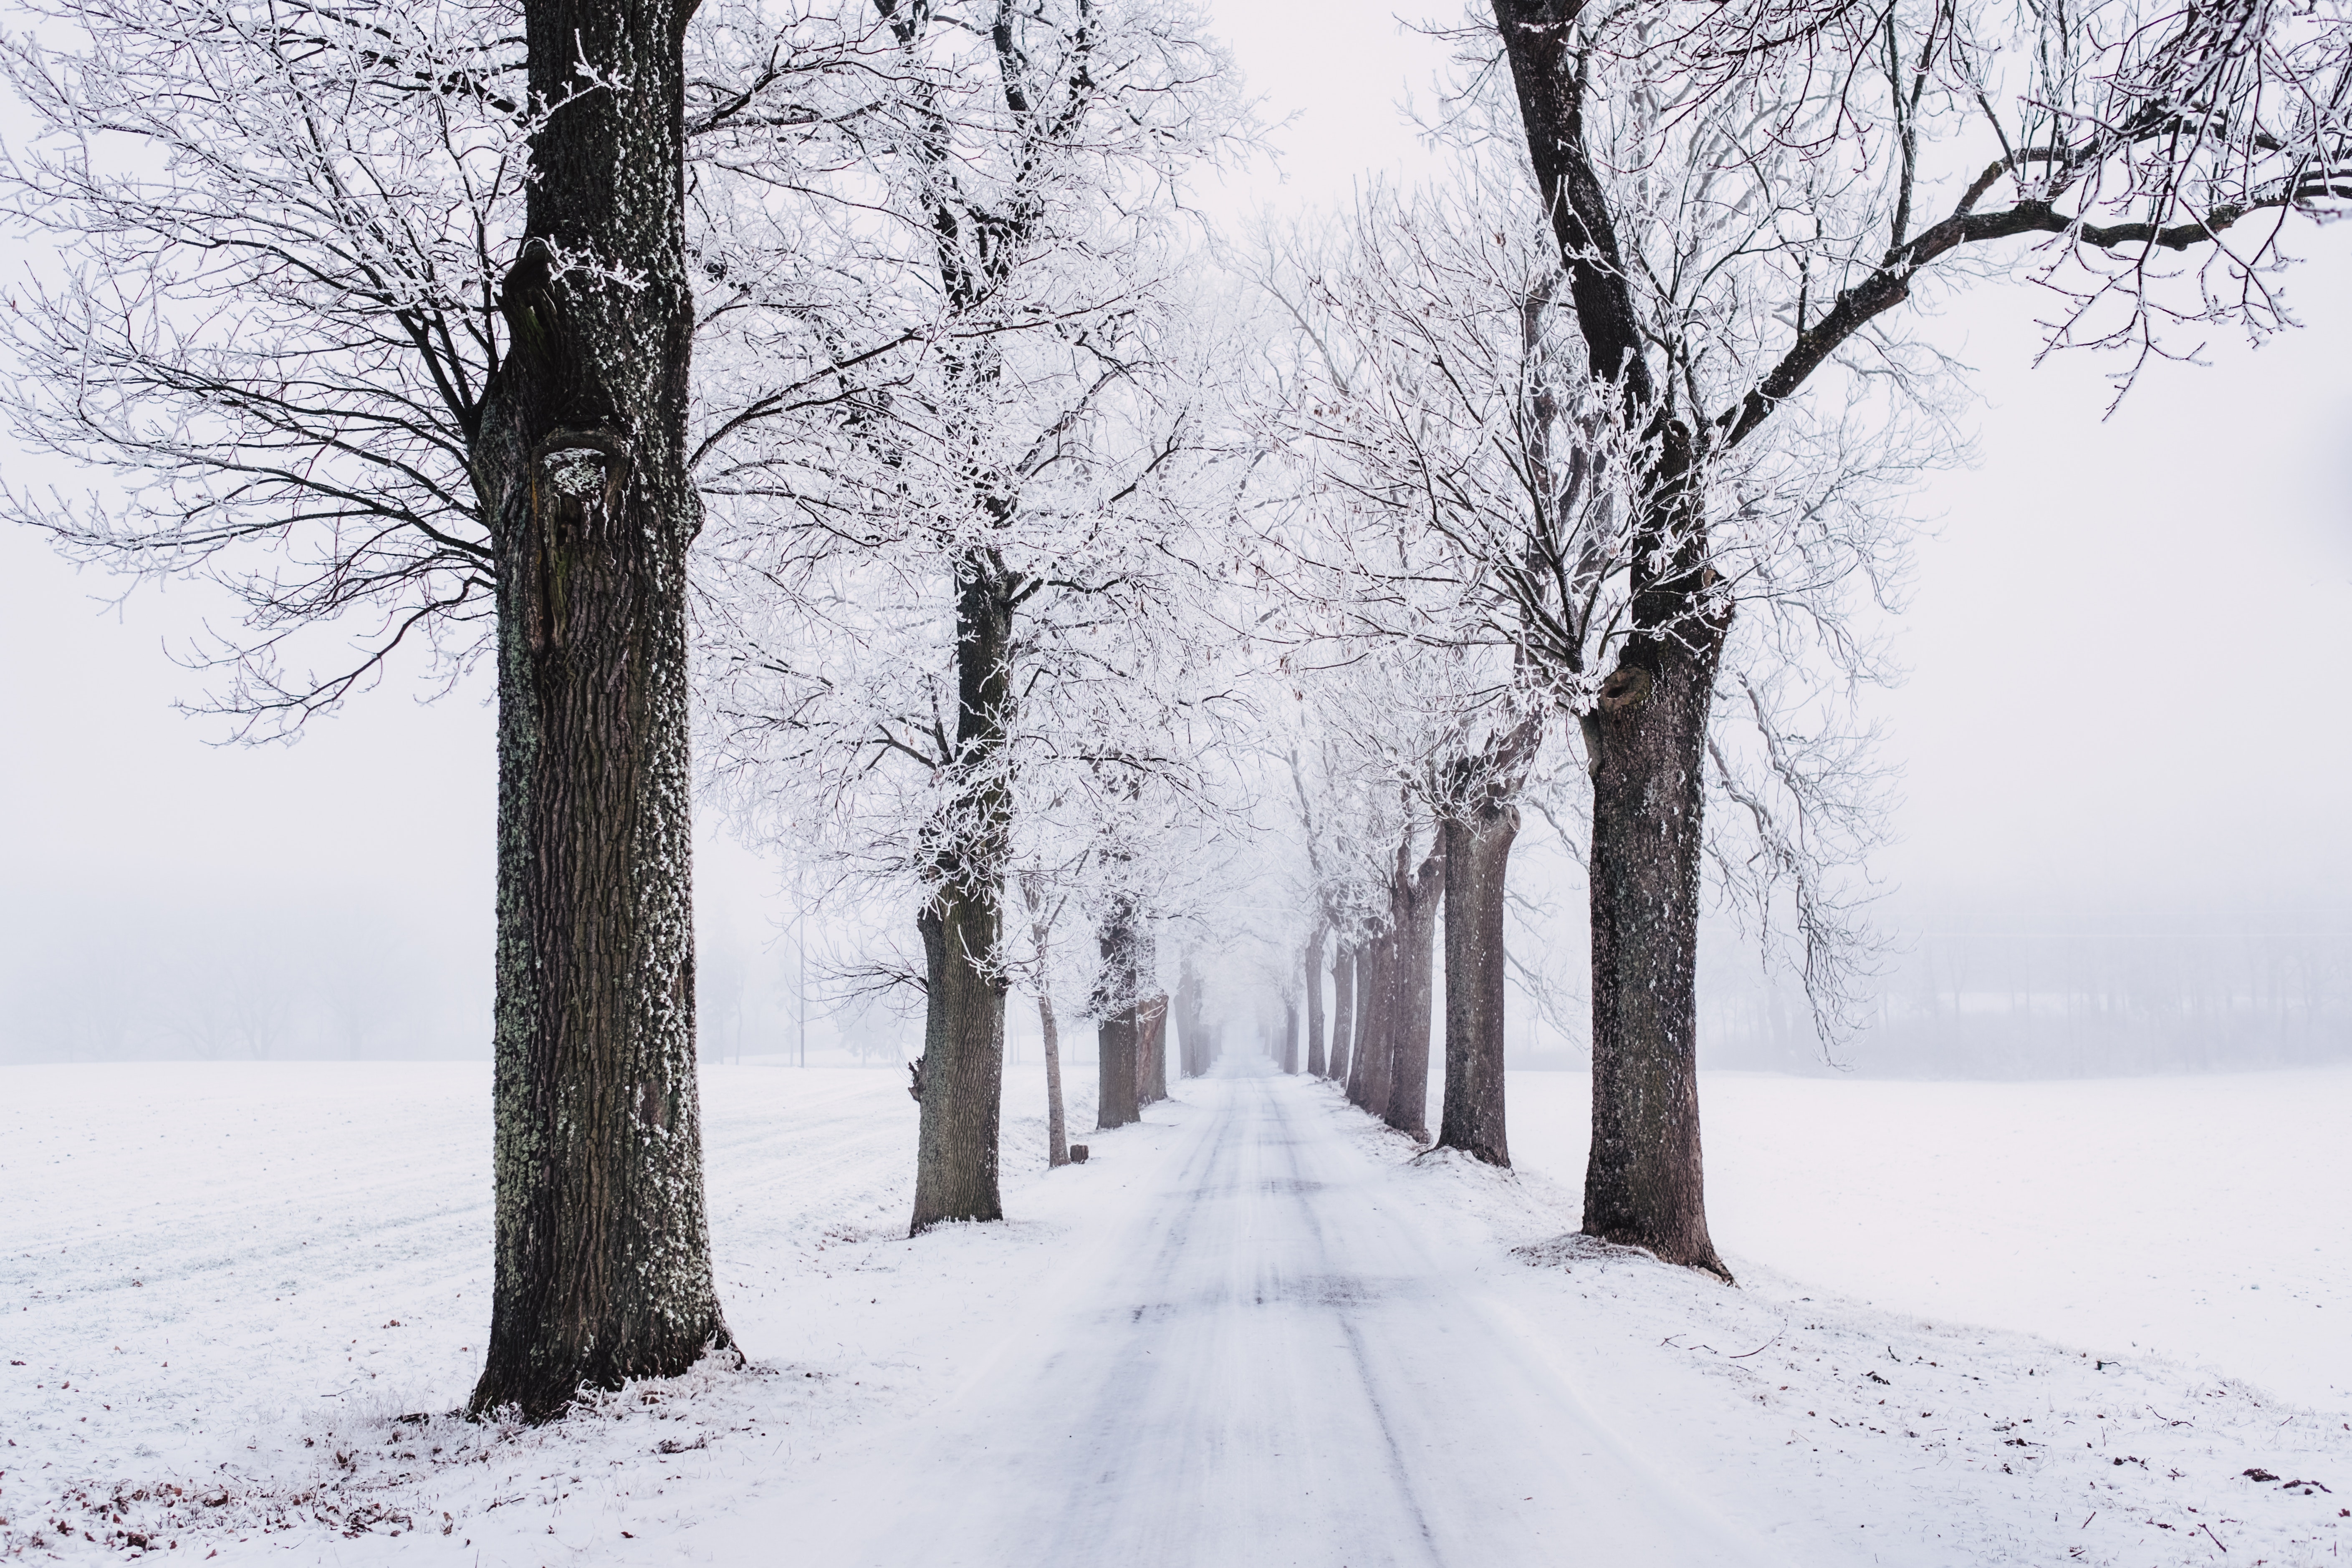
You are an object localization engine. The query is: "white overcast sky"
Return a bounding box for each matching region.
[1198,2,2352,927]
[1,1,2346,1059]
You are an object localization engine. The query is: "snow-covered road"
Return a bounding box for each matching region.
[8,1057,2349,1566]
[765,1055,1773,1568]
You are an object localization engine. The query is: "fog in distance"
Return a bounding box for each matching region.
[2,3,2344,1072]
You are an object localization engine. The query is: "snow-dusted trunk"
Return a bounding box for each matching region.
[1303,922,1329,1077]
[1349,932,1389,1110]
[1096,1007,1138,1128]
[1493,5,1731,1277]
[1038,986,1069,1168]
[1437,805,1518,1165]
[1021,881,1069,1169]
[1095,893,1145,1129]
[910,564,1016,1232]
[1364,934,1399,1116]
[1176,953,1205,1078]
[1581,607,1733,1278]
[1328,946,1355,1083]
[1281,997,1299,1073]
[1344,945,1371,1099]
[1190,978,1205,1077]
[1139,997,1170,1103]
[1170,955,1189,1077]
[1383,849,1444,1139]
[470,0,726,1422]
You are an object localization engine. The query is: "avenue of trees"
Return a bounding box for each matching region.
[2,0,2340,1412]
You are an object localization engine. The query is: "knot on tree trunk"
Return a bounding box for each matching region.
[523,428,637,655]
[1598,664,1652,715]
[533,429,635,520]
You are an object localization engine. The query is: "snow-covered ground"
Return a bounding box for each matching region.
[3,1057,2346,1565]
[1507,1069,2352,1410]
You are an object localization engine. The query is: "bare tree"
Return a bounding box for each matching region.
[697,0,1244,1230]
[462,0,740,1418]
[1466,0,2347,1273]
[0,0,899,1415]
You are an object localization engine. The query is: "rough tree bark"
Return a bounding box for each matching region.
[1095,891,1146,1129]
[1437,805,1519,1166]
[1327,945,1355,1084]
[888,0,1087,1236]
[1571,419,1734,1277]
[1303,920,1329,1077]
[470,0,729,1422]
[1435,723,1541,1166]
[1383,843,1445,1139]
[1096,1007,1138,1129]
[1582,606,1732,1278]
[908,564,1017,1233]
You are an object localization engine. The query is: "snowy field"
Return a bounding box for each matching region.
[3,1058,2347,1565]
[1507,1070,2352,1411]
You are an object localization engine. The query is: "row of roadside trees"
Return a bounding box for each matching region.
[3,0,2339,1412]
[1251,0,2347,1280]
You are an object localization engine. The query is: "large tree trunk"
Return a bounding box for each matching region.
[1038,985,1068,1168]
[1435,722,1540,1167]
[1437,805,1519,1166]
[470,0,727,1423]
[1139,996,1170,1103]
[1383,848,1445,1139]
[1303,921,1328,1077]
[1138,993,1166,1104]
[1281,997,1300,1073]
[1327,946,1355,1083]
[1096,1008,1138,1129]
[1095,892,1145,1129]
[1581,625,1733,1280]
[909,565,1016,1233]
[1364,931,1400,1116]
[914,893,1006,1228]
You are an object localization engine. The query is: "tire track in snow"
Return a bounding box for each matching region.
[764,1055,1792,1568]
